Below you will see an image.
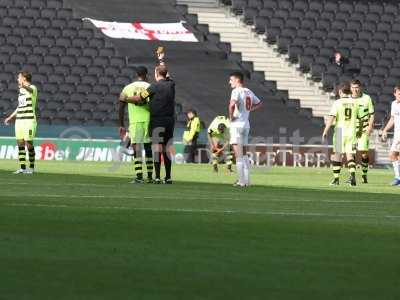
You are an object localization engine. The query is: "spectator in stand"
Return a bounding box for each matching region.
[331,51,349,75]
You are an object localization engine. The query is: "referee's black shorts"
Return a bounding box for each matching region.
[150,116,175,145]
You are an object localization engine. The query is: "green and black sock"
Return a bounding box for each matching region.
[18,146,26,170]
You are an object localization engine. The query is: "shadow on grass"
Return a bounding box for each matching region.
[1,169,399,202]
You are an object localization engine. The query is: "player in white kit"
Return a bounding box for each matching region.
[382,85,400,186]
[228,72,263,187]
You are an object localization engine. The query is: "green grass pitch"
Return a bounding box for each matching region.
[1,160,400,300]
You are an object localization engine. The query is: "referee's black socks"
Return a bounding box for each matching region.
[153,151,172,180]
[163,151,171,180]
[144,143,153,179]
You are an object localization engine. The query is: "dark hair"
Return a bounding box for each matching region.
[217,123,226,132]
[229,71,244,83]
[394,84,400,92]
[19,71,32,82]
[338,81,351,95]
[350,79,362,86]
[136,66,148,78]
[155,65,168,78]
[187,109,197,116]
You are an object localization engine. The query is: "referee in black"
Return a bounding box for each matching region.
[123,64,175,184]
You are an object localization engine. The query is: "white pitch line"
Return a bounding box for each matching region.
[0,193,395,204]
[4,202,400,219]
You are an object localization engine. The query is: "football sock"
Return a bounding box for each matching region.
[133,157,143,179]
[28,147,35,169]
[144,143,153,179]
[393,160,400,179]
[163,151,172,180]
[154,152,161,179]
[132,147,143,179]
[212,152,218,167]
[226,150,233,169]
[361,157,369,176]
[347,159,356,177]
[18,146,26,170]
[243,155,250,185]
[332,161,341,179]
[236,156,245,185]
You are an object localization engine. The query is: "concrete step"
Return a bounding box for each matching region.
[220,37,256,43]
[231,44,266,50]
[253,63,293,69]
[187,5,222,12]
[234,47,272,52]
[241,53,277,59]
[179,0,219,8]
[289,90,319,96]
[219,33,252,39]
[245,59,282,65]
[208,27,248,34]
[187,2,335,119]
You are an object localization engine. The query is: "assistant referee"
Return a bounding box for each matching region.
[123,65,175,184]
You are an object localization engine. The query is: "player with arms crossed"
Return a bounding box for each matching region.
[207,115,233,173]
[4,71,38,174]
[228,71,263,187]
[119,66,154,183]
[323,82,360,186]
[351,79,374,183]
[382,84,400,186]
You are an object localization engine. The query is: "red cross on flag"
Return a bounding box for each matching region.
[84,18,198,42]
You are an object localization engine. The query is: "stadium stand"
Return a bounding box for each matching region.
[217,0,400,127]
[0,0,325,139]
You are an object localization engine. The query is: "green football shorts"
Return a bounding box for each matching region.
[15,120,37,141]
[129,121,150,144]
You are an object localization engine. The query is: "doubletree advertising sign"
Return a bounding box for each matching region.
[0,136,376,167]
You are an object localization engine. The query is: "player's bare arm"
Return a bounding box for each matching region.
[250,101,263,112]
[228,99,236,121]
[4,108,18,125]
[366,113,375,136]
[118,93,127,128]
[322,116,335,141]
[382,116,395,140]
[208,133,216,150]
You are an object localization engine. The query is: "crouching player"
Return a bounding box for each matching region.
[207,116,233,173]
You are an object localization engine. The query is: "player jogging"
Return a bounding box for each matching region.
[382,84,400,186]
[228,71,263,187]
[207,115,233,173]
[4,71,38,174]
[323,82,360,186]
[118,66,153,183]
[351,79,374,184]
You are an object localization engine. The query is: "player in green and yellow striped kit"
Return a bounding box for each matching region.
[207,116,233,173]
[322,82,360,186]
[4,71,38,174]
[351,80,375,184]
[119,67,153,183]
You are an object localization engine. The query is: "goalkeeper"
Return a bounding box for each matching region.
[207,116,233,172]
[118,66,153,183]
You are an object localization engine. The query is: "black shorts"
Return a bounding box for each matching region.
[150,117,175,145]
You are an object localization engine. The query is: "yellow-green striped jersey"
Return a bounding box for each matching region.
[16,85,38,121]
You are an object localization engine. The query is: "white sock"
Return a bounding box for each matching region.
[236,156,245,185]
[394,160,400,179]
[243,155,250,185]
